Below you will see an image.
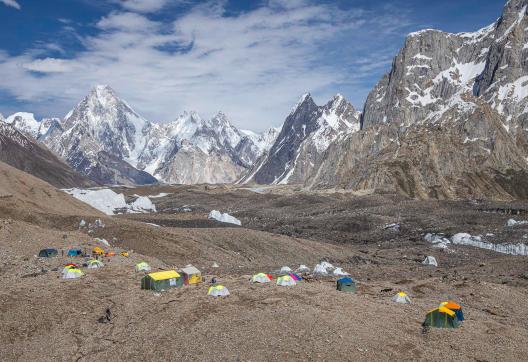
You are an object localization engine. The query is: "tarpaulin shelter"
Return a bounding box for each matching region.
[336,277,356,293]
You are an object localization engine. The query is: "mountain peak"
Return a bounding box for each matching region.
[289,92,315,116]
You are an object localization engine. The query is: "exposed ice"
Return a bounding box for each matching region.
[506,219,528,227]
[63,188,156,215]
[313,261,334,275]
[208,210,242,226]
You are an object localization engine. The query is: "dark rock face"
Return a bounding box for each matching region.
[0,122,97,188]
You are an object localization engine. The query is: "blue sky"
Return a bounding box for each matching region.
[0,0,506,131]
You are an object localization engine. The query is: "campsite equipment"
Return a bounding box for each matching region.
[422,256,438,267]
[92,247,104,255]
[141,270,183,291]
[288,273,302,281]
[336,277,356,293]
[62,267,84,279]
[120,251,129,257]
[440,301,465,321]
[251,273,271,284]
[392,292,411,304]
[38,248,58,258]
[67,249,83,257]
[87,259,104,269]
[276,275,296,286]
[208,285,230,297]
[181,265,202,285]
[135,262,151,272]
[423,306,460,328]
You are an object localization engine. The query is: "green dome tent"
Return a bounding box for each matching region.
[423,306,461,328]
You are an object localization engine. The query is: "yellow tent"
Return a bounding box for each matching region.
[92,246,104,255]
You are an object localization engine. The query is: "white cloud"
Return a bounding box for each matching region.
[1,0,20,10]
[118,0,168,13]
[0,1,411,131]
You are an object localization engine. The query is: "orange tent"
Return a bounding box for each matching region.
[105,252,116,257]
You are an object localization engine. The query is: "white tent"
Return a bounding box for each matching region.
[208,285,230,297]
[313,261,334,275]
[135,262,151,272]
[62,268,84,279]
[280,266,292,274]
[392,292,411,304]
[87,260,104,269]
[297,265,310,273]
[422,256,438,267]
[276,275,296,286]
[252,273,271,283]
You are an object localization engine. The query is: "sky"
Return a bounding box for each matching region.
[0,0,507,131]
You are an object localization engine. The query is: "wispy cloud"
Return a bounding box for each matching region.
[0,0,412,130]
[1,0,20,10]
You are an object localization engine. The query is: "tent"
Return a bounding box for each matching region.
[62,267,84,279]
[87,259,104,269]
[440,301,465,321]
[65,263,79,268]
[333,267,350,276]
[392,292,411,304]
[67,249,83,257]
[181,265,202,285]
[423,306,460,328]
[135,262,151,272]
[141,270,183,291]
[336,277,356,293]
[422,256,438,267]
[38,248,58,258]
[208,285,230,297]
[288,273,302,281]
[92,247,104,255]
[251,273,271,284]
[120,251,129,257]
[276,275,296,286]
[297,265,310,273]
[105,252,116,257]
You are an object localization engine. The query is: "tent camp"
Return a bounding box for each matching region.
[38,248,58,258]
[423,306,461,328]
[276,275,296,286]
[208,285,230,297]
[251,273,271,284]
[440,301,465,321]
[181,265,202,285]
[141,270,183,291]
[336,277,356,293]
[135,262,151,272]
[87,259,104,269]
[392,292,411,304]
[422,256,438,267]
[62,266,84,279]
[92,247,104,255]
[67,249,83,257]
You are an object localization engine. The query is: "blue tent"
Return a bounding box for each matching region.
[336,277,356,292]
[67,249,82,257]
[337,277,354,284]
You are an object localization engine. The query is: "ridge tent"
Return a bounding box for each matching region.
[208,285,230,297]
[67,249,83,257]
[423,306,461,328]
[336,277,356,293]
[38,248,58,258]
[440,301,465,321]
[181,265,202,285]
[141,270,183,291]
[392,292,411,304]
[92,247,104,255]
[251,273,271,284]
[135,262,151,272]
[87,259,104,269]
[62,267,84,279]
[276,275,296,286]
[422,256,438,267]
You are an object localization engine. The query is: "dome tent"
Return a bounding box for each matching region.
[62,267,84,279]
[422,256,438,267]
[87,259,104,269]
[423,306,460,328]
[279,266,292,274]
[297,265,310,273]
[440,301,465,321]
[208,285,230,297]
[67,249,83,257]
[38,248,58,258]
[392,292,411,304]
[276,275,296,286]
[135,262,151,272]
[251,273,271,284]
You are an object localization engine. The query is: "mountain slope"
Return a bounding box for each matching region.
[242,93,360,185]
[0,122,97,188]
[308,0,528,199]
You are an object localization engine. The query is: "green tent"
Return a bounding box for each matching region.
[423,306,461,328]
[141,270,184,291]
[336,277,356,293]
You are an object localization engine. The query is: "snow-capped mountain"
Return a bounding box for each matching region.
[308,0,528,199]
[5,85,277,185]
[241,93,360,185]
